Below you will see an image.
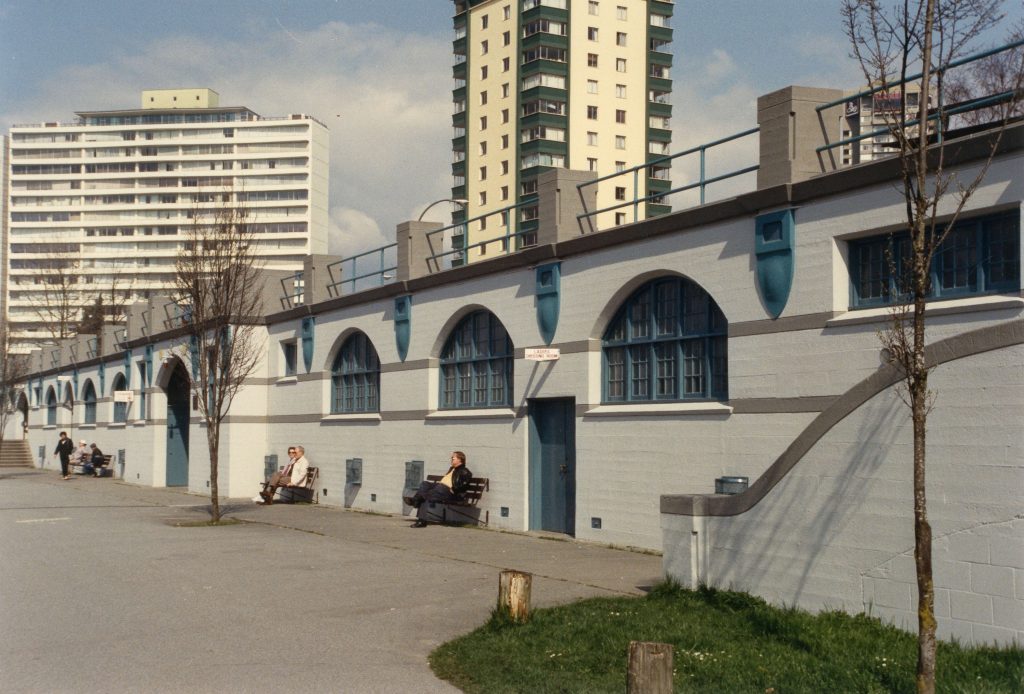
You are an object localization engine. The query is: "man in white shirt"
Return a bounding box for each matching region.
[258,445,310,504]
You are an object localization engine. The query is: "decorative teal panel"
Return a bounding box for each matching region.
[755,209,795,319]
[144,345,154,387]
[72,368,79,399]
[394,295,412,362]
[98,363,106,395]
[535,262,561,345]
[301,317,315,374]
[123,350,132,388]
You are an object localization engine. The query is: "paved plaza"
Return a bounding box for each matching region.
[0,468,663,693]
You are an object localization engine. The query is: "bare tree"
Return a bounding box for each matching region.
[29,247,82,342]
[0,325,29,441]
[945,23,1024,126]
[173,188,264,522]
[842,1,1022,691]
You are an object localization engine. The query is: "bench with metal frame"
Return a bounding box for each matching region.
[421,474,489,525]
[70,454,113,477]
[261,466,320,504]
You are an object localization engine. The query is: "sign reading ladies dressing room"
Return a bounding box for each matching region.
[524,348,560,361]
[113,390,134,403]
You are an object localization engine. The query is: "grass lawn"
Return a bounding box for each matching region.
[431,583,1023,693]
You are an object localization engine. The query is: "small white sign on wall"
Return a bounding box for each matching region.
[113,390,134,403]
[524,348,560,362]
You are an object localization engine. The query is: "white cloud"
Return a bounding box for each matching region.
[0,21,454,261]
[328,206,385,257]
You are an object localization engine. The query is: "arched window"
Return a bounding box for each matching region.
[45,387,57,426]
[82,380,97,424]
[112,373,128,423]
[603,277,728,402]
[440,310,513,409]
[331,332,380,413]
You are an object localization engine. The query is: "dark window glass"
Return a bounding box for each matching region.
[440,311,514,409]
[602,277,728,402]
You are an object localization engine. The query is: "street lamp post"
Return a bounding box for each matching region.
[417,198,468,222]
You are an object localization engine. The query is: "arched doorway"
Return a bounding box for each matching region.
[164,361,191,486]
[16,392,29,439]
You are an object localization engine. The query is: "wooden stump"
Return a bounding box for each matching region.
[626,641,674,694]
[497,569,532,623]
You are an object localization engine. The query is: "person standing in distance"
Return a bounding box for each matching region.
[53,431,74,480]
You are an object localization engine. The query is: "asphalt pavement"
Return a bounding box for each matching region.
[0,468,663,693]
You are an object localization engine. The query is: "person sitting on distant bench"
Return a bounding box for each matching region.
[258,445,309,504]
[404,451,473,528]
[88,444,107,477]
[69,440,88,469]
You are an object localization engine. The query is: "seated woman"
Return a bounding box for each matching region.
[69,440,89,470]
[88,444,107,477]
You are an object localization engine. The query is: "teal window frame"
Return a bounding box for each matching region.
[112,373,129,423]
[331,332,381,414]
[83,380,97,424]
[602,278,728,402]
[283,341,297,377]
[850,211,1019,308]
[440,311,514,409]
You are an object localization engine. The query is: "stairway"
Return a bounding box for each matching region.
[0,439,33,468]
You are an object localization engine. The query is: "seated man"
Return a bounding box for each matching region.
[404,451,472,528]
[69,440,89,471]
[89,444,107,477]
[258,445,309,504]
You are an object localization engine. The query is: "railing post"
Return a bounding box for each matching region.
[756,86,845,189]
[536,168,598,245]
[396,220,444,281]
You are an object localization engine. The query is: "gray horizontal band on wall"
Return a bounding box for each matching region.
[729,311,838,337]
[730,396,837,414]
[661,319,1024,518]
[381,359,437,373]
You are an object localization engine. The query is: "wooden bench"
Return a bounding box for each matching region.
[70,454,113,477]
[422,474,489,525]
[261,466,319,504]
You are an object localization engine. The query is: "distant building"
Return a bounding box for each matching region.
[4,88,329,351]
[450,0,674,263]
[839,82,929,166]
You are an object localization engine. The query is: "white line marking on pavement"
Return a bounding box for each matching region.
[16,517,71,523]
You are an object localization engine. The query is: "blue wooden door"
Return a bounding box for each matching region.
[165,363,190,487]
[528,398,576,536]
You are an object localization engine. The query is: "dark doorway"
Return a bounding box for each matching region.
[165,362,190,486]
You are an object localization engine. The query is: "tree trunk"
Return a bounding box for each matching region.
[913,296,936,693]
[497,570,532,623]
[208,421,221,522]
[626,641,674,694]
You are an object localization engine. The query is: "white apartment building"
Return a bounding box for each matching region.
[4,88,329,351]
[451,0,674,261]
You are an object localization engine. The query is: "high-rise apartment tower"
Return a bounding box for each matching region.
[4,88,328,351]
[451,0,673,261]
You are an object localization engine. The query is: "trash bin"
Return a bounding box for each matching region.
[715,476,748,495]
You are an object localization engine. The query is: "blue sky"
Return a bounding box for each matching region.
[2,1,1019,254]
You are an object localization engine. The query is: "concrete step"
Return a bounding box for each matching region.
[0,440,33,467]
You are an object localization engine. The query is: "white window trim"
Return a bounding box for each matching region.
[827,295,1024,328]
[425,408,516,420]
[584,402,733,417]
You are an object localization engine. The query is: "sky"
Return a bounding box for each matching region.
[2,0,1020,256]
